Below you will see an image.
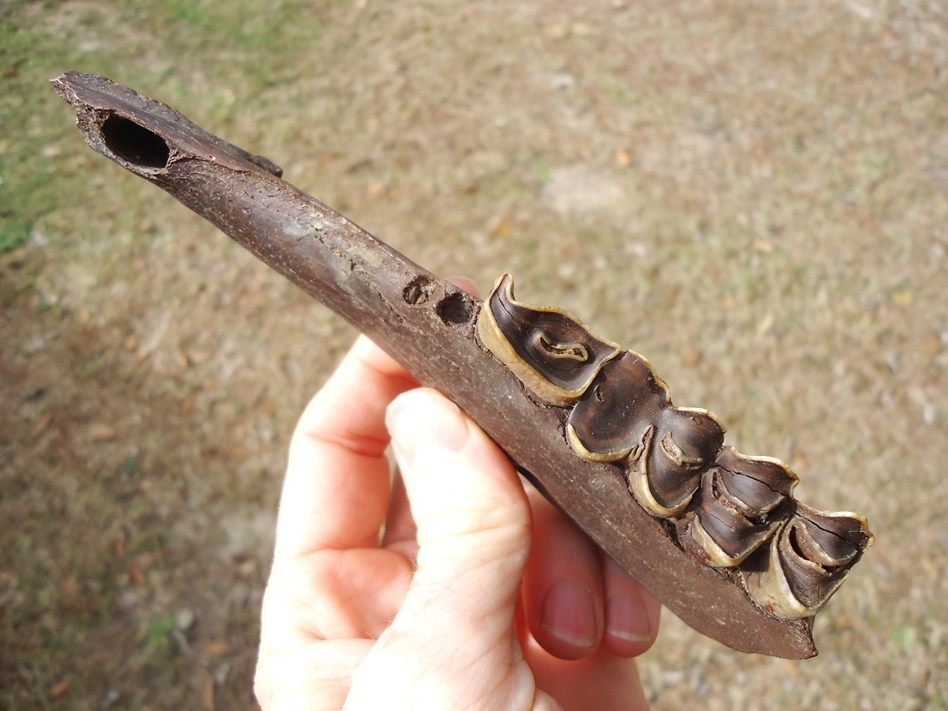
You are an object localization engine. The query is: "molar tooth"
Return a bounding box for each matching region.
[476,273,619,405]
[626,426,695,518]
[742,507,873,618]
[566,351,668,462]
[715,447,798,514]
[643,407,725,515]
[680,467,787,567]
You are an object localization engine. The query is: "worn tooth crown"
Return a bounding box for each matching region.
[476,272,874,621]
[743,506,873,618]
[714,448,798,515]
[566,351,668,462]
[476,273,620,406]
[681,466,785,567]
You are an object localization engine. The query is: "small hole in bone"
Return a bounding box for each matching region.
[403,276,437,305]
[102,115,170,168]
[436,291,473,326]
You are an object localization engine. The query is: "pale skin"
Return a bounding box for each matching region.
[254,332,661,711]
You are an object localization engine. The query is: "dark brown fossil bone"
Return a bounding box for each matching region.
[51,70,873,659]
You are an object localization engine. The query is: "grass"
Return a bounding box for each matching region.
[0,218,30,253]
[0,2,327,256]
[139,614,177,653]
[0,22,70,253]
[0,3,334,707]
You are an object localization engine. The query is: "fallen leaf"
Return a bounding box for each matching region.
[188,350,212,365]
[682,345,702,367]
[199,640,232,655]
[891,289,912,307]
[921,332,942,359]
[792,451,809,471]
[834,614,855,630]
[31,412,54,437]
[90,424,117,441]
[127,565,143,585]
[48,680,70,698]
[490,219,513,238]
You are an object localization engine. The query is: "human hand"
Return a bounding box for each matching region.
[254,334,660,710]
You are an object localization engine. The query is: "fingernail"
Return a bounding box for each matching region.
[387,391,469,469]
[541,581,598,648]
[606,593,653,644]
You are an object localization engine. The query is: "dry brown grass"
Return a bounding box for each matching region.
[2,1,946,708]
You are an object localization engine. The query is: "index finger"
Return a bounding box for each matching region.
[272,334,418,562]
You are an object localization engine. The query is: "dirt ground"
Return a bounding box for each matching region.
[2,0,946,709]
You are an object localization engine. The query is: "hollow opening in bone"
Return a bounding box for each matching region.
[436,291,473,326]
[101,114,170,168]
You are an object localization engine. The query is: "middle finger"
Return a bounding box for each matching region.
[522,482,605,660]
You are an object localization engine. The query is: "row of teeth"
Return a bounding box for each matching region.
[477,273,873,621]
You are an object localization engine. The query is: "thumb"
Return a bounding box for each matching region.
[344,388,544,710]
